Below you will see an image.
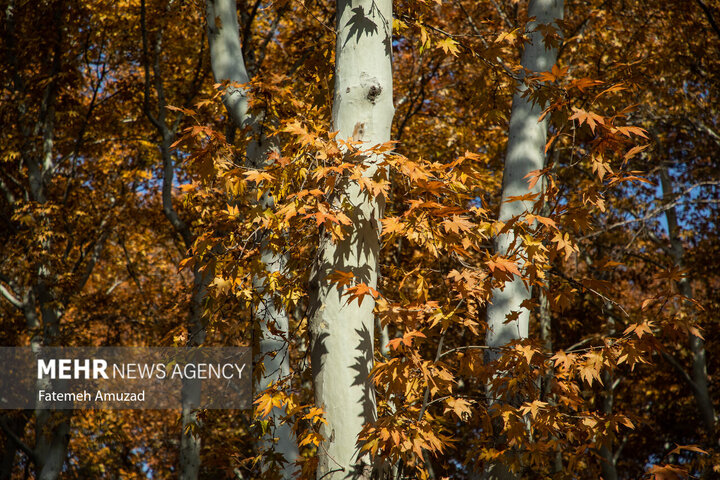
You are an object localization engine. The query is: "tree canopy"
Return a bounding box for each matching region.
[0,0,718,479]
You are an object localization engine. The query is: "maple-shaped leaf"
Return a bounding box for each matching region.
[667,444,708,456]
[647,464,688,480]
[441,215,473,234]
[515,344,538,364]
[551,232,577,260]
[617,126,649,139]
[535,64,568,83]
[495,27,520,44]
[486,256,521,276]
[402,330,426,347]
[570,77,604,92]
[569,107,605,133]
[381,217,405,235]
[623,143,649,162]
[436,37,460,56]
[519,400,548,419]
[590,155,613,180]
[166,104,196,116]
[344,283,380,306]
[444,397,472,420]
[622,322,653,339]
[551,350,576,371]
[243,170,274,184]
[523,169,544,190]
[254,392,284,418]
[503,309,521,324]
[327,270,355,288]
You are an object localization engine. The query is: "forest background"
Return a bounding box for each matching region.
[0,0,719,479]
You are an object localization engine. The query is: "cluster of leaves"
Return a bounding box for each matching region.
[1,0,718,479]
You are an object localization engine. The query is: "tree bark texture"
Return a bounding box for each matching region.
[206,1,299,476]
[485,0,564,363]
[483,2,563,479]
[309,0,394,478]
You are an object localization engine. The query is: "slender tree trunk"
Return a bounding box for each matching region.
[485,0,564,363]
[308,1,393,478]
[599,313,619,480]
[598,374,619,480]
[253,247,298,479]
[33,411,71,480]
[206,0,250,129]
[159,118,205,480]
[180,265,210,480]
[206,1,299,476]
[140,2,212,476]
[483,2,563,479]
[28,8,72,474]
[660,166,716,431]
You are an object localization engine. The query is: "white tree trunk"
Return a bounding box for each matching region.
[206,0,250,128]
[34,411,71,480]
[206,1,299,476]
[179,267,209,480]
[485,0,564,362]
[309,0,393,478]
[253,247,298,479]
[483,2,563,479]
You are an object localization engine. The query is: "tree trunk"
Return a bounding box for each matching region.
[599,314,619,480]
[206,1,299,476]
[660,166,716,431]
[308,0,393,478]
[141,1,212,475]
[0,412,31,480]
[206,0,250,129]
[485,0,564,363]
[34,411,71,480]
[27,10,72,474]
[254,246,298,478]
[180,266,210,480]
[483,2,563,479]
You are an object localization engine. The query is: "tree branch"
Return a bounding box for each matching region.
[579,181,720,241]
[659,350,698,394]
[0,417,36,464]
[0,282,24,310]
[694,0,720,40]
[140,0,163,132]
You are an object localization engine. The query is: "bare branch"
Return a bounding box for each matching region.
[253,3,290,77]
[660,350,698,394]
[579,181,720,241]
[695,0,720,40]
[76,229,109,292]
[0,176,17,206]
[0,417,36,464]
[0,282,24,310]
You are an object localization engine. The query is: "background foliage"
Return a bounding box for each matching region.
[1,0,718,478]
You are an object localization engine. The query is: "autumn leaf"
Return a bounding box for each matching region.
[436,37,460,56]
[569,107,605,133]
[486,256,521,276]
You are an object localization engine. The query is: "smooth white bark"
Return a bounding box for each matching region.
[483,2,563,479]
[485,0,564,362]
[309,1,394,479]
[206,1,299,476]
[179,270,208,480]
[253,248,298,479]
[206,0,250,128]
